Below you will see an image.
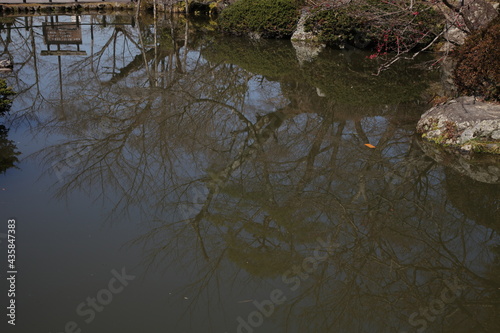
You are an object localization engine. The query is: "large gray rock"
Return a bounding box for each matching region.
[416,96,500,154]
[441,0,498,51]
[291,9,318,43]
[462,0,498,32]
[441,24,467,51]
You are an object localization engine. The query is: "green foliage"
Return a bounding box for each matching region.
[0,79,18,173]
[305,0,444,52]
[305,5,367,46]
[218,0,300,38]
[0,125,20,174]
[453,17,500,102]
[0,79,15,113]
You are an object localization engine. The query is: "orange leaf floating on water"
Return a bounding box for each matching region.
[364,143,376,149]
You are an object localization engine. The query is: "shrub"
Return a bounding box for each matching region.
[305,0,444,52]
[0,78,18,174]
[305,5,366,47]
[0,79,15,113]
[218,0,300,38]
[0,125,20,174]
[453,17,500,101]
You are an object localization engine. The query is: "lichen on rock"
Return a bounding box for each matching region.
[417,96,500,154]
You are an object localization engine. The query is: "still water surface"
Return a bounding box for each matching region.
[0,13,499,333]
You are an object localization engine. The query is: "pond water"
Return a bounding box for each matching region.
[0,13,499,333]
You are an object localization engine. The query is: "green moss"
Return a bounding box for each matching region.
[218,0,300,38]
[423,130,448,146]
[421,119,460,147]
[466,140,500,154]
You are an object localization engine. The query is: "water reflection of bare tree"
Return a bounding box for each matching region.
[1,17,51,123]
[42,91,500,331]
[8,13,500,333]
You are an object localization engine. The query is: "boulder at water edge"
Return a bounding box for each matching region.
[417,96,500,154]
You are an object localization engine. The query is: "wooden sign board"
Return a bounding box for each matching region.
[41,51,87,56]
[43,22,82,45]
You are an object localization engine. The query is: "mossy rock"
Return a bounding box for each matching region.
[417,97,500,154]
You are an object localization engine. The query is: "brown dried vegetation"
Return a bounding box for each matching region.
[453,17,500,102]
